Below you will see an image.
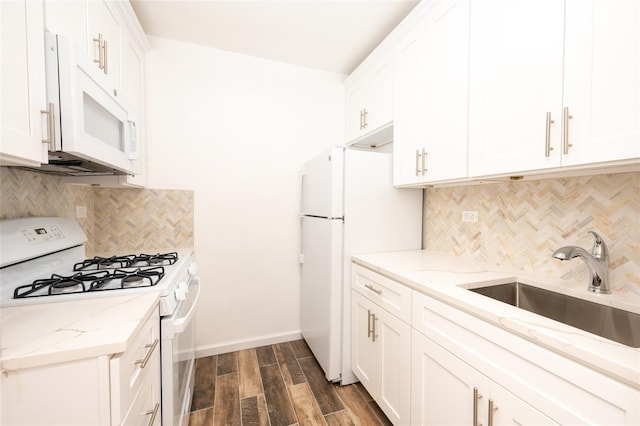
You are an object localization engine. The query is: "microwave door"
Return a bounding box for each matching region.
[50,33,138,175]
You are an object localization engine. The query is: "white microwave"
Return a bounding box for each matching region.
[42,32,138,176]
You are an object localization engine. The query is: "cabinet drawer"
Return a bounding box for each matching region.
[121,352,161,426]
[352,264,411,323]
[110,306,160,424]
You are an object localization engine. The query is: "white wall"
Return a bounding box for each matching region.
[144,36,346,355]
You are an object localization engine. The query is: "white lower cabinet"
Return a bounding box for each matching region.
[351,262,640,425]
[351,289,411,425]
[411,329,557,426]
[1,307,160,426]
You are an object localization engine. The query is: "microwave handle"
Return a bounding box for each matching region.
[40,102,56,151]
[128,120,138,160]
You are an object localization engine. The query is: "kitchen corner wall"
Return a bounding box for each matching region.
[424,172,640,293]
[0,167,194,256]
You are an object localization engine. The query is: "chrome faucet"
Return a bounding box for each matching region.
[552,231,610,294]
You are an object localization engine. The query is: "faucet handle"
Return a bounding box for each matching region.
[588,231,608,259]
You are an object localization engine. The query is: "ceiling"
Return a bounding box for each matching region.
[129,0,420,75]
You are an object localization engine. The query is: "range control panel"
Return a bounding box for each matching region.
[21,224,65,244]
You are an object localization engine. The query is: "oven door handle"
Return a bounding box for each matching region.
[173,277,200,334]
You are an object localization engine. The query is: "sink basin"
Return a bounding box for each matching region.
[469,282,640,348]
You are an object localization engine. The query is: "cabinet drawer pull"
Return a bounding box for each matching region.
[145,402,160,426]
[473,387,483,426]
[364,284,382,295]
[488,399,497,426]
[135,338,159,368]
[545,112,555,157]
[371,313,378,342]
[40,102,55,150]
[93,33,104,70]
[367,309,373,338]
[562,106,573,154]
[421,147,427,174]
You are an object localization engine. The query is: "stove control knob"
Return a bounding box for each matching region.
[179,281,189,294]
[188,262,198,276]
[175,287,186,301]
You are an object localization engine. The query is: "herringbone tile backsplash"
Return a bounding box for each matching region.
[424,172,640,293]
[0,168,193,256]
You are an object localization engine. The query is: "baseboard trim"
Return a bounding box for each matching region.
[194,330,303,358]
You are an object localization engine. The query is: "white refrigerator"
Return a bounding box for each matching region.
[299,146,422,385]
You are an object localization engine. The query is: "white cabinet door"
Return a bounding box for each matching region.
[412,329,490,425]
[491,382,558,426]
[364,54,394,135]
[377,307,411,425]
[412,330,558,426]
[86,0,121,90]
[118,32,146,187]
[393,0,469,186]
[393,24,427,186]
[562,0,640,165]
[351,291,380,392]
[43,0,87,51]
[0,0,48,167]
[468,0,565,176]
[345,51,394,146]
[351,290,411,425]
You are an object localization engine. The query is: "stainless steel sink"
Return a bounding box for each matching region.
[469,282,640,348]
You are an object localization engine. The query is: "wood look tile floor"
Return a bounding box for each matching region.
[189,339,392,426]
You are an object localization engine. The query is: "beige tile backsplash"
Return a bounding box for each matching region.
[0,167,193,257]
[2,167,638,293]
[424,172,640,293]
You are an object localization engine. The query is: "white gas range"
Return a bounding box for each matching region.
[0,216,199,426]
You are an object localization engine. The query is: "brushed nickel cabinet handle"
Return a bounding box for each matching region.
[362,108,368,129]
[364,284,382,295]
[371,313,378,342]
[145,402,160,426]
[367,309,372,338]
[135,338,159,368]
[473,387,484,426]
[562,106,573,154]
[93,33,104,70]
[40,102,55,150]
[545,112,555,157]
[415,149,421,176]
[359,110,364,130]
[488,399,497,426]
[421,147,427,174]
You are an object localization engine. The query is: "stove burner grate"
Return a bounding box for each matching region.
[90,267,165,291]
[74,255,135,271]
[13,271,111,298]
[73,252,178,270]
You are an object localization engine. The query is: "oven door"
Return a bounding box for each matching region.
[161,277,200,426]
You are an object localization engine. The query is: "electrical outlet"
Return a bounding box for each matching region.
[462,210,478,223]
[75,205,87,219]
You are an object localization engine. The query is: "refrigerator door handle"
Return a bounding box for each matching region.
[299,215,304,264]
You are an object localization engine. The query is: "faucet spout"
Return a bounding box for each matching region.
[552,231,610,294]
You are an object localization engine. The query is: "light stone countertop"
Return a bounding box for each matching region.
[352,250,640,389]
[0,292,159,371]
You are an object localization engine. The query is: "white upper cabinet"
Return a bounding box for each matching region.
[468,0,565,176]
[86,0,121,90]
[345,50,394,147]
[44,0,133,97]
[393,0,470,186]
[469,0,640,177]
[562,0,640,165]
[1,0,48,167]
